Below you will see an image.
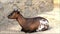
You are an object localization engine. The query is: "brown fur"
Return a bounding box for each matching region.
[8,10,48,33]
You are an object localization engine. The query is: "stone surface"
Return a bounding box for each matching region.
[25,0,32,6]
[16,0,54,17]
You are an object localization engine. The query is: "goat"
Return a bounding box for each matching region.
[8,9,49,33]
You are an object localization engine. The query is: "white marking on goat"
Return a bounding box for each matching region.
[40,19,48,24]
[36,25,44,31]
[36,19,49,31]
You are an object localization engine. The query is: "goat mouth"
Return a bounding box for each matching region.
[8,16,9,19]
[7,15,10,19]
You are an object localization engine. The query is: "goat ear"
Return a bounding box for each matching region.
[13,9,18,12]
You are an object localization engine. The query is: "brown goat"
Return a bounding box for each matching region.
[8,9,49,33]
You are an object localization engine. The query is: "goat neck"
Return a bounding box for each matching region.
[16,14,26,27]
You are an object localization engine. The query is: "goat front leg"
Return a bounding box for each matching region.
[21,28,28,33]
[21,28,24,32]
[21,28,28,32]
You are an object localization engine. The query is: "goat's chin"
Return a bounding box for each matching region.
[8,17,13,19]
[8,17,11,19]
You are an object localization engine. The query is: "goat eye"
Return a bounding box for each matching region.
[17,12,19,14]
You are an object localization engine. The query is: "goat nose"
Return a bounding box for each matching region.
[8,16,9,18]
[8,15,10,18]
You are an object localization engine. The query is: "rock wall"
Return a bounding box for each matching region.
[0,0,53,17]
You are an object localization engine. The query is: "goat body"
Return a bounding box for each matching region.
[8,10,49,33]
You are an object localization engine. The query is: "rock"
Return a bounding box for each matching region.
[0,3,3,8]
[38,0,53,12]
[0,0,14,4]
[25,0,32,6]
[0,0,8,3]
[0,3,4,11]
[21,0,53,17]
[24,7,31,17]
[8,0,14,4]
